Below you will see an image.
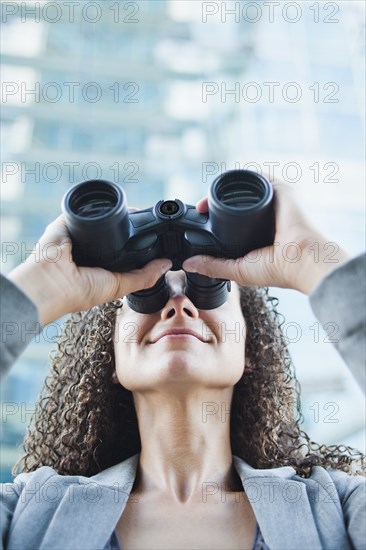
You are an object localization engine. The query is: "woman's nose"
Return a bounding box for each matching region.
[160,293,200,320]
[159,271,200,319]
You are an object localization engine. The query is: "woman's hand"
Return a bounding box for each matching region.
[8,214,172,325]
[183,179,349,295]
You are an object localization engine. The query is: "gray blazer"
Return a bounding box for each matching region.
[1,254,365,550]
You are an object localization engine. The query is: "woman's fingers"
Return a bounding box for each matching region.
[78,259,173,307]
[195,197,208,213]
[183,251,269,287]
[42,214,72,246]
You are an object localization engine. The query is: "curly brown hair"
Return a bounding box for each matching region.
[13,286,365,479]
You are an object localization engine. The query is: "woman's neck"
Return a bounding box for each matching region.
[132,385,242,503]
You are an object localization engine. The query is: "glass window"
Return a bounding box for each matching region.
[318,113,364,158]
[309,64,354,86]
[33,121,60,147]
[255,108,304,153]
[72,127,94,151]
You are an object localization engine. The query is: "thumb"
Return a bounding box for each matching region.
[183,248,270,286]
[111,258,173,298]
[78,259,172,309]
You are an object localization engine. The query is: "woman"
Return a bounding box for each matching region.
[1,180,365,549]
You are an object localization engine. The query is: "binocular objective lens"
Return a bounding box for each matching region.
[71,188,118,218]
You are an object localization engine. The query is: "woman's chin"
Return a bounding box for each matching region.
[158,352,204,380]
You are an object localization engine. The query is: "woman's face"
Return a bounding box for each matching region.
[114,271,246,392]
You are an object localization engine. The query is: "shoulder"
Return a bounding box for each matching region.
[2,466,58,493]
[292,465,366,507]
[1,466,91,500]
[2,453,140,496]
[320,467,366,501]
[233,455,365,507]
[298,464,365,487]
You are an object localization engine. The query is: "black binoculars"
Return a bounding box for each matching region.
[61,169,275,313]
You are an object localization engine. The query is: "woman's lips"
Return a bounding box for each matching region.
[150,328,207,344]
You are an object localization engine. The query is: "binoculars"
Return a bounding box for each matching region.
[62,169,275,313]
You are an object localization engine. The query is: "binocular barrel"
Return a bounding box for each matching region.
[209,170,274,254]
[62,179,130,268]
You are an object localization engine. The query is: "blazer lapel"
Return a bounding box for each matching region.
[40,454,140,550]
[233,456,323,549]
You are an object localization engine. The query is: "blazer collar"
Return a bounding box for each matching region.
[232,454,296,480]
[41,453,324,550]
[90,453,140,490]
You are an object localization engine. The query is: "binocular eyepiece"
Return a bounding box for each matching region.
[62,169,275,313]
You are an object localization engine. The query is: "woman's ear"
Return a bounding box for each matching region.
[244,358,253,374]
[111,371,119,384]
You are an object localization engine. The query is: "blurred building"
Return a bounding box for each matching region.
[237,2,366,453]
[0,0,254,481]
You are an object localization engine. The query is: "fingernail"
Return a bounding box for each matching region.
[160,261,173,274]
